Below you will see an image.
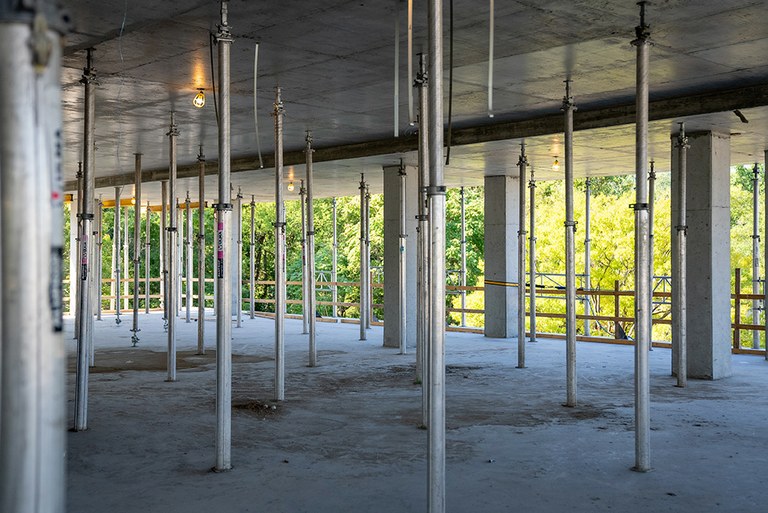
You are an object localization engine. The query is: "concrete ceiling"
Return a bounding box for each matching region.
[60,0,768,203]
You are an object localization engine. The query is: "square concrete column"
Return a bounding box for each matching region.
[383,164,418,349]
[671,130,732,379]
[484,174,520,338]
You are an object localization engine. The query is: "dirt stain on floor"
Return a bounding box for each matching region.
[67,349,271,374]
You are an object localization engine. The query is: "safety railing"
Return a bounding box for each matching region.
[63,268,767,356]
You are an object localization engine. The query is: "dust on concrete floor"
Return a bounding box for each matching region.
[65,313,767,513]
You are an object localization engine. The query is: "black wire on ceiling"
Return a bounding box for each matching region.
[209,32,220,127]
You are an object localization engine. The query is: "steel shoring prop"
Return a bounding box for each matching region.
[632,0,652,472]
[752,163,761,350]
[331,197,338,319]
[365,184,372,329]
[176,198,182,317]
[584,177,592,337]
[131,154,142,346]
[74,48,96,431]
[563,79,577,407]
[249,195,256,320]
[124,211,130,314]
[161,179,168,331]
[427,0,447,509]
[460,186,466,327]
[273,86,286,402]
[517,142,528,369]
[648,161,656,350]
[91,198,98,329]
[415,53,430,426]
[398,163,408,355]
[764,149,768,361]
[186,192,193,324]
[95,198,103,321]
[145,200,150,314]
[306,132,318,366]
[235,188,243,328]
[74,164,82,338]
[114,186,122,326]
[197,147,206,355]
[0,5,67,509]
[674,123,688,387]
[166,113,179,382]
[215,0,234,470]
[105,191,112,313]
[359,174,367,341]
[300,179,308,334]
[529,168,537,343]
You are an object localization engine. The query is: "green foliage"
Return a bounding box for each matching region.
[732,163,763,193]
[59,165,764,349]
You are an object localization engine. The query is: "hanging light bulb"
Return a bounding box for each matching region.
[552,157,560,172]
[193,89,206,108]
[287,181,295,192]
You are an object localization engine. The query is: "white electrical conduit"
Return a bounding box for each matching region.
[253,43,264,168]
[407,0,414,125]
[488,0,494,118]
[394,0,400,137]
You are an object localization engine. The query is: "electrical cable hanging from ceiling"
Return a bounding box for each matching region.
[445,0,454,165]
[253,43,264,168]
[209,31,220,127]
[488,0,495,118]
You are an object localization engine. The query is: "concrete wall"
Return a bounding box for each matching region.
[383,165,418,349]
[484,175,520,338]
[671,131,732,379]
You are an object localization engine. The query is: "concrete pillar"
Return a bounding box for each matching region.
[484,174,520,338]
[671,130,732,379]
[383,164,419,349]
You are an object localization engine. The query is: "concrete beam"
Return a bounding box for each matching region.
[64,82,768,192]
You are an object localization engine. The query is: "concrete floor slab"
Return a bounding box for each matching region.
[66,313,766,512]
